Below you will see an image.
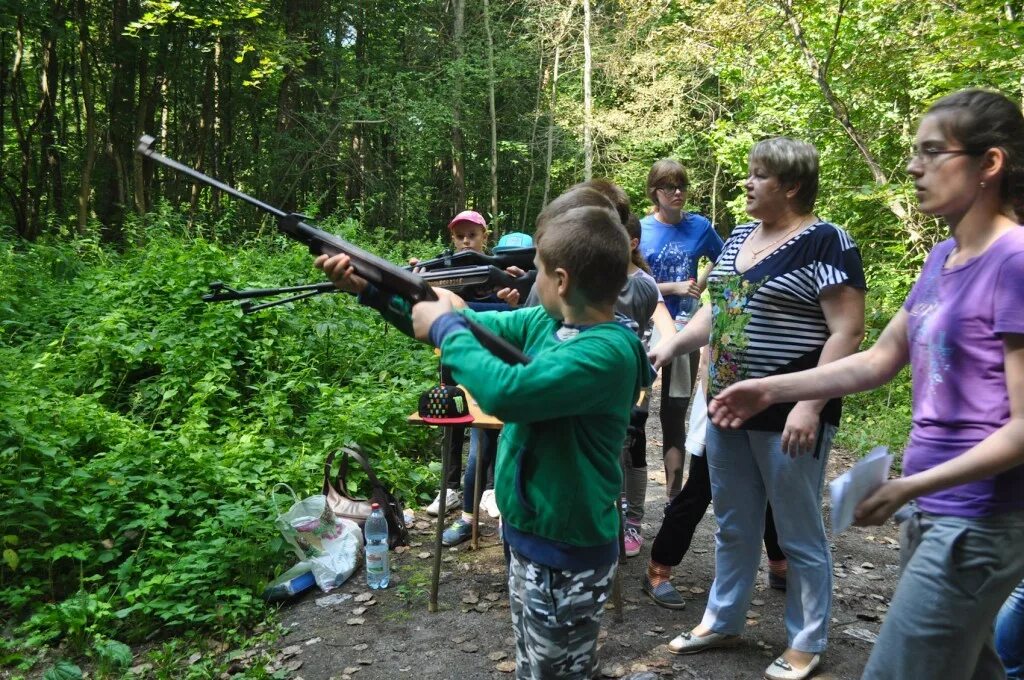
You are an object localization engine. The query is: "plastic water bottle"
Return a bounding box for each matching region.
[674,278,698,330]
[364,503,390,589]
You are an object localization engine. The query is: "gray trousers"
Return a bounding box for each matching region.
[862,506,1024,680]
[508,550,615,680]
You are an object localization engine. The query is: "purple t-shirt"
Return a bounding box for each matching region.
[902,227,1024,517]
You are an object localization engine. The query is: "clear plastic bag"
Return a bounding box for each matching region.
[273,484,363,591]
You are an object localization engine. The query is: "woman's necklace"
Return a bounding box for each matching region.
[748,218,810,261]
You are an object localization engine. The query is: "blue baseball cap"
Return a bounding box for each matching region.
[494,232,534,252]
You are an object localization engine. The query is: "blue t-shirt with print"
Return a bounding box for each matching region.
[640,212,724,319]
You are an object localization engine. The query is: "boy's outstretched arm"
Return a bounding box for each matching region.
[317,252,466,339]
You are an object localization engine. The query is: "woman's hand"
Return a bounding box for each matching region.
[648,342,677,370]
[662,279,701,298]
[780,403,820,457]
[854,478,913,526]
[708,378,773,429]
[315,253,368,294]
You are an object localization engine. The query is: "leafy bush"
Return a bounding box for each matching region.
[0,212,442,651]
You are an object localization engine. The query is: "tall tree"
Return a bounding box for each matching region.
[582,0,593,180]
[451,0,467,214]
[75,0,97,232]
[483,0,499,222]
[776,0,909,225]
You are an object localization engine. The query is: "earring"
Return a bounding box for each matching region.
[980,181,987,188]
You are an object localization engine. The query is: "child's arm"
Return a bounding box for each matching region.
[317,253,465,339]
[421,308,642,423]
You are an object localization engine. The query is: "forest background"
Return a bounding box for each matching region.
[1,0,1022,675]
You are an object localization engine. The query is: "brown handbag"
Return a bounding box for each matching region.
[323,446,409,548]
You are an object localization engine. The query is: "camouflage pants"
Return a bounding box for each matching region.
[507,549,616,680]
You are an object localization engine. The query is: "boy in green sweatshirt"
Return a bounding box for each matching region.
[316,200,652,680]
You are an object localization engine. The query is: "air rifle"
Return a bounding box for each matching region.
[408,247,537,273]
[136,134,530,365]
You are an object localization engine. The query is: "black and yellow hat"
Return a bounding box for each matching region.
[418,385,475,425]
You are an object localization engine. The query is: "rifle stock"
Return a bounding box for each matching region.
[137,134,530,365]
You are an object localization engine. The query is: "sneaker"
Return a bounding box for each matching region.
[426,488,461,517]
[641,575,686,610]
[480,489,501,519]
[442,518,473,546]
[624,523,643,557]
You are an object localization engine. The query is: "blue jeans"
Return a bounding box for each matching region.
[998,581,1024,680]
[462,428,499,513]
[700,423,835,653]
[863,508,1024,679]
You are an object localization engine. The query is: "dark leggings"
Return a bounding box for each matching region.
[443,427,466,489]
[440,363,466,489]
[650,453,785,566]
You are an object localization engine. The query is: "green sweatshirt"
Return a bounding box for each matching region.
[441,305,651,564]
[358,288,651,564]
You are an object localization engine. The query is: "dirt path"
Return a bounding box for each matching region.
[267,392,899,680]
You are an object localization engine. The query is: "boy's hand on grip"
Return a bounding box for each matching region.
[412,295,456,342]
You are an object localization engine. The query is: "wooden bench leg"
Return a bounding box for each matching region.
[428,427,453,613]
[611,495,625,622]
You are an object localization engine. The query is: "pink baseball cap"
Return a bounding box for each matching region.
[447,210,487,231]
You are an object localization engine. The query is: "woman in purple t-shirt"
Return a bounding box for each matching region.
[709,89,1024,680]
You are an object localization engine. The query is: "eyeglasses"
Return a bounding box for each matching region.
[658,185,687,194]
[909,145,983,165]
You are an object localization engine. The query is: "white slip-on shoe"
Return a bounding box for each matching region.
[667,631,741,655]
[764,654,821,680]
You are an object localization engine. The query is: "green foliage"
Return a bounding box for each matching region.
[42,660,83,680]
[93,639,133,676]
[0,218,441,652]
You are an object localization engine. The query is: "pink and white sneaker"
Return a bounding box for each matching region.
[624,522,643,557]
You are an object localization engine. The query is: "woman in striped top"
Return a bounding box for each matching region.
[649,137,866,680]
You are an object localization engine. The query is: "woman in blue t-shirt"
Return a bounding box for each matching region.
[639,159,724,499]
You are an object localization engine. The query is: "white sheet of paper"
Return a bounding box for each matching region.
[829,446,892,535]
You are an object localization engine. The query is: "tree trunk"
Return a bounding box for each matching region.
[38,0,64,221]
[582,0,593,180]
[450,0,466,214]
[97,0,139,241]
[542,45,560,207]
[77,0,97,233]
[521,44,546,230]
[483,0,498,224]
[777,0,909,225]
[11,16,34,239]
[346,5,367,208]
[133,53,150,214]
[0,30,7,212]
[189,50,216,225]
